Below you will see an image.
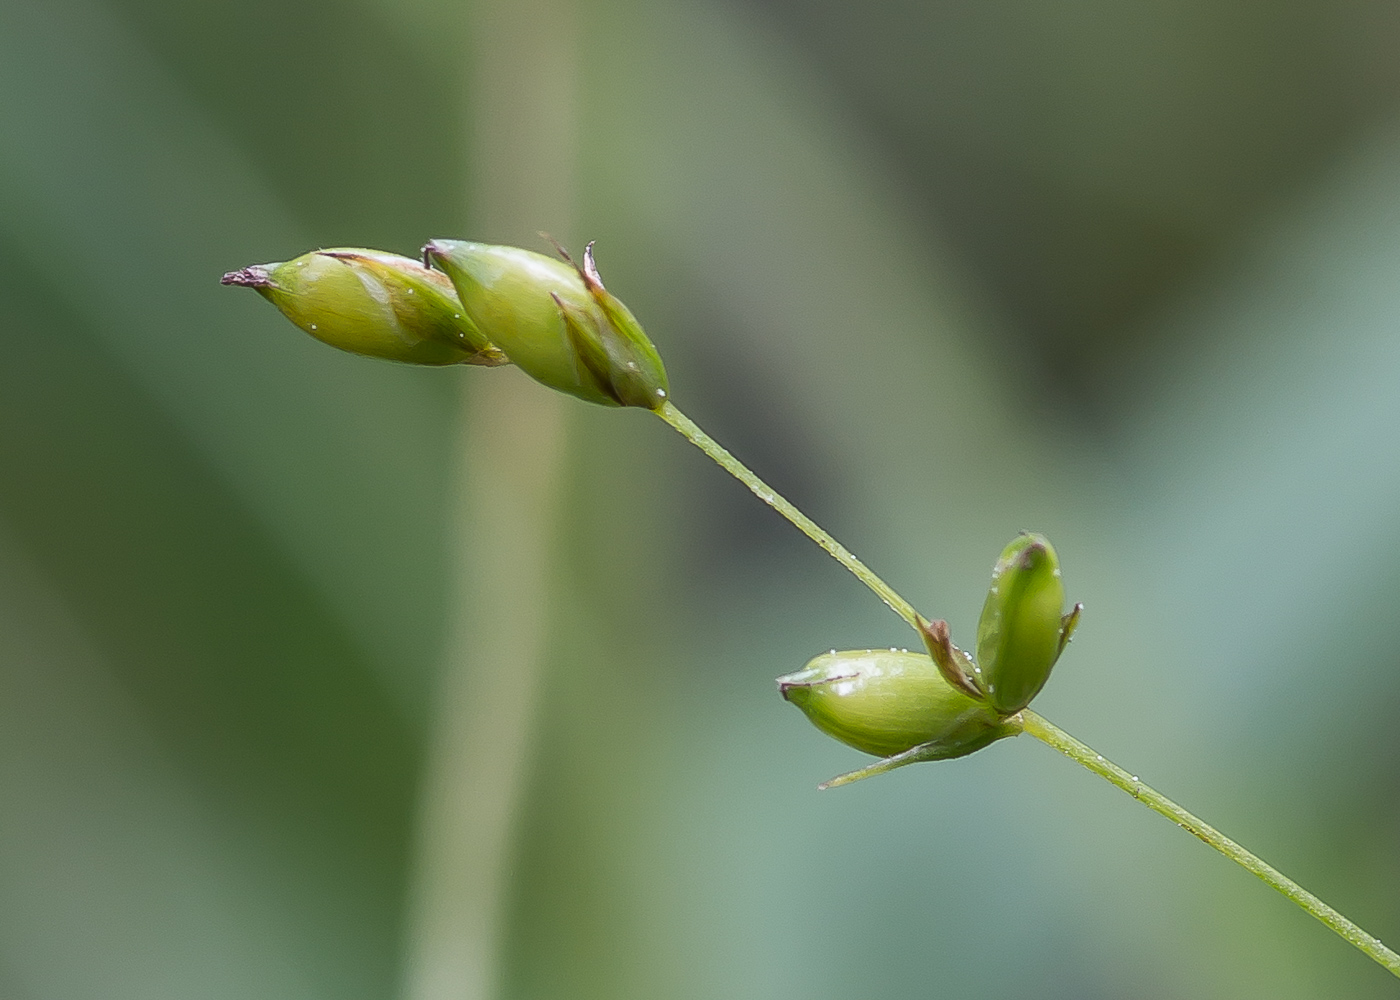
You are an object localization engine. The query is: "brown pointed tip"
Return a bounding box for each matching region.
[776,676,826,702]
[221,265,273,288]
[582,240,605,289]
[922,618,951,644]
[1019,541,1049,568]
[549,290,574,322]
[921,618,985,700]
[421,240,450,268]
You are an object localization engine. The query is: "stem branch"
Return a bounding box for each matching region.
[1018,710,1400,977]
[656,401,919,628]
[657,398,1400,979]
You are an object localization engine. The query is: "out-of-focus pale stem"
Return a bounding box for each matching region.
[399,1,578,999]
[401,376,566,1000]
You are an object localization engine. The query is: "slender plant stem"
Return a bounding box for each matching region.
[656,398,1400,980]
[655,401,920,628]
[1019,710,1400,977]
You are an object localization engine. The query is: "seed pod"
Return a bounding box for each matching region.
[423,239,669,409]
[222,249,508,366]
[974,532,1078,715]
[777,649,1012,760]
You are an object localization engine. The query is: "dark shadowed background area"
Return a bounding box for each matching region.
[3,0,1400,997]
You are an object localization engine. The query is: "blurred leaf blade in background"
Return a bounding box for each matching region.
[0,0,464,714]
[3,0,1400,997]
[0,197,418,1000]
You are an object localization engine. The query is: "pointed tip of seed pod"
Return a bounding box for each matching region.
[221,265,273,288]
[420,240,453,268]
[920,617,985,700]
[582,240,604,289]
[776,676,805,702]
[540,234,607,292]
[537,234,607,292]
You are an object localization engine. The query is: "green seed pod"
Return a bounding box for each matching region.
[222,249,509,366]
[974,532,1078,715]
[423,239,669,409]
[777,649,1012,760]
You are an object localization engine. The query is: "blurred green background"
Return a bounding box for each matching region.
[3,0,1400,997]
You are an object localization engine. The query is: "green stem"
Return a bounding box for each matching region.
[655,401,920,628]
[656,398,1400,980]
[1019,710,1400,977]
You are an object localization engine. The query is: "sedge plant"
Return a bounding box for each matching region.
[224,238,1400,978]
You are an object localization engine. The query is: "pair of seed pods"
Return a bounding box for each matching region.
[778,533,1081,774]
[223,240,669,409]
